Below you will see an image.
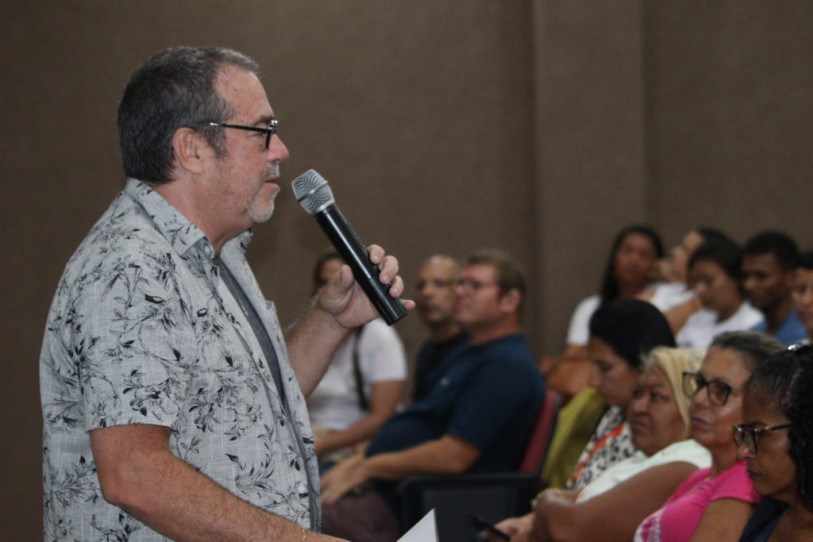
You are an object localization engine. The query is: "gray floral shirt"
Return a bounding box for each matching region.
[40,179,319,541]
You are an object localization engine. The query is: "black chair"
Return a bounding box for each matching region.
[397,388,562,541]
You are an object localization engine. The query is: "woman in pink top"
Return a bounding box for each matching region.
[634,331,784,542]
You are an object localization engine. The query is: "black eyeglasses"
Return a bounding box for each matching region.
[207,118,278,149]
[733,422,792,454]
[456,278,498,292]
[682,371,741,406]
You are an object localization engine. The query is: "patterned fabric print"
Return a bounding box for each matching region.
[566,406,636,490]
[40,179,319,541]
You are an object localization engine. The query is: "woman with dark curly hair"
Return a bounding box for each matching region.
[736,343,813,541]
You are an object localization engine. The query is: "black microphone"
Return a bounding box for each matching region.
[292,169,408,325]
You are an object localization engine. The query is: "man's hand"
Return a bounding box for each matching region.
[287,244,413,397]
[317,244,414,330]
[319,453,371,505]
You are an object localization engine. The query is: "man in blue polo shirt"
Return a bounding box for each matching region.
[742,230,807,346]
[319,249,545,542]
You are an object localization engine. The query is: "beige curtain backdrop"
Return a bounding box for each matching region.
[2,1,811,537]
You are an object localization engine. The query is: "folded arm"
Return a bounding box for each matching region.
[531,461,699,542]
[689,498,755,542]
[320,434,479,504]
[315,379,405,458]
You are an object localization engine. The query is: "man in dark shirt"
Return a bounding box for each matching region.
[742,231,806,346]
[320,249,545,542]
[411,254,467,401]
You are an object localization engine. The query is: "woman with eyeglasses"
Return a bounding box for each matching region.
[493,347,712,542]
[633,331,784,542]
[735,343,813,541]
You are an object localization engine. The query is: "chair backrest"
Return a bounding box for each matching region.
[518,388,562,473]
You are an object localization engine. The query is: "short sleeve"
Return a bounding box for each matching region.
[566,296,600,346]
[75,254,194,432]
[358,319,407,383]
[708,461,760,503]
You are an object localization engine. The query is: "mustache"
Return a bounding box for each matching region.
[264,162,280,179]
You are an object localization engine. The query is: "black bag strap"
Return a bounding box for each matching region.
[352,325,369,410]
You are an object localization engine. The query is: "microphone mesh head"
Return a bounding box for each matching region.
[292,169,335,215]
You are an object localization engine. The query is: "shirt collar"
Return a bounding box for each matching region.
[123,178,253,261]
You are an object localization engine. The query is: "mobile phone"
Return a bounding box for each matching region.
[468,514,510,540]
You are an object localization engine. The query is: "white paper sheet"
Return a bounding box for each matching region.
[397,509,438,542]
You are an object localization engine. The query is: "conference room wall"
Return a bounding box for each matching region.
[1,2,809,538]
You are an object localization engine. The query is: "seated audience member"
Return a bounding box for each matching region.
[411,254,467,402]
[489,347,711,542]
[741,231,806,346]
[634,331,783,541]
[537,387,606,490]
[659,228,728,285]
[307,252,407,464]
[677,238,764,349]
[496,309,684,542]
[319,249,545,542]
[736,343,813,541]
[546,225,681,398]
[660,227,734,333]
[790,249,813,342]
[563,299,677,491]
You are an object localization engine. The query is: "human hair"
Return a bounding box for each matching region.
[709,331,784,373]
[588,298,676,370]
[312,251,342,289]
[464,249,526,315]
[743,231,800,271]
[118,46,260,184]
[695,227,734,247]
[688,237,743,286]
[421,254,460,275]
[744,343,813,511]
[642,347,705,435]
[798,250,813,271]
[599,225,664,304]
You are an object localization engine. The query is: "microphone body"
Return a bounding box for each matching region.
[293,170,408,325]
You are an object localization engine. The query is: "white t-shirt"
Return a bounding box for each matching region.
[675,302,765,349]
[566,283,694,346]
[576,439,711,502]
[307,318,406,430]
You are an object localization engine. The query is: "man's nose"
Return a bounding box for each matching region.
[268,135,289,161]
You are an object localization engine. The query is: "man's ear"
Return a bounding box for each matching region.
[171,127,208,175]
[499,288,521,313]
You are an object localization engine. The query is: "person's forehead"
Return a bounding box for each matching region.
[460,263,495,278]
[419,260,456,279]
[638,366,667,388]
[796,268,813,282]
[742,252,781,271]
[690,259,723,276]
[215,65,273,120]
[701,346,748,380]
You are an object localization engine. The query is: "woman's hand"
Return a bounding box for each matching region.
[481,513,532,542]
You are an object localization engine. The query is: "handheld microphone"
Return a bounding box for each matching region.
[292,169,408,325]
